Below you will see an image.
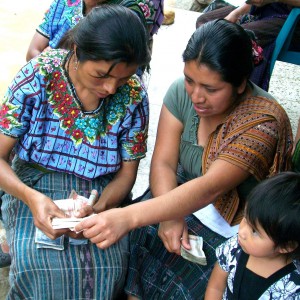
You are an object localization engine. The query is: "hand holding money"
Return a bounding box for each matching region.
[181,235,207,265]
[52,190,97,231]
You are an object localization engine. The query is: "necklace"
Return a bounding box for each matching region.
[64,51,103,116]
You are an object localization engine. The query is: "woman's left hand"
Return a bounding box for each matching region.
[158,219,190,255]
[74,207,133,249]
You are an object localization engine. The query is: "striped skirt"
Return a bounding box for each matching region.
[2,157,129,300]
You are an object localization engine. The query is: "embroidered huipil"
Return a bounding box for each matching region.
[37,0,164,49]
[37,0,84,49]
[0,49,149,180]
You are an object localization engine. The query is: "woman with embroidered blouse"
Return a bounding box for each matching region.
[0,5,150,299]
[26,0,164,62]
[75,20,293,299]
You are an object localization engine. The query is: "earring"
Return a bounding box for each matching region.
[74,57,78,71]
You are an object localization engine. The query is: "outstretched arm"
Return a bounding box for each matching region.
[75,153,250,248]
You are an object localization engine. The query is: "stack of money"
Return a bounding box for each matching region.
[52,216,93,231]
[51,190,97,231]
[180,234,207,265]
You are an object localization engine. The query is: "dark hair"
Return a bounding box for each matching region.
[245,172,300,260]
[182,19,254,87]
[60,4,151,67]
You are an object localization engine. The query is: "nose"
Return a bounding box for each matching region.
[238,218,247,240]
[191,85,205,103]
[103,78,118,95]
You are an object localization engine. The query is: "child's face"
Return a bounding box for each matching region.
[238,217,279,258]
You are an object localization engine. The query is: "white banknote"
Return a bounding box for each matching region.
[52,190,97,230]
[181,235,207,265]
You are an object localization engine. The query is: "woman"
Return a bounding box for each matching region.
[75,19,293,299]
[26,0,164,61]
[0,5,150,299]
[196,0,300,91]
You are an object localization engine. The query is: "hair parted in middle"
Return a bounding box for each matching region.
[183,19,254,87]
[60,4,151,68]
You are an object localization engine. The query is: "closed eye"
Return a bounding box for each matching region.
[184,77,193,84]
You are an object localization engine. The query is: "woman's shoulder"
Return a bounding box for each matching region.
[165,77,188,97]
[34,49,68,74]
[217,234,239,256]
[216,235,242,271]
[233,82,289,123]
[163,77,193,119]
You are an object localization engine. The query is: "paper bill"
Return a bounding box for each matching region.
[52,190,97,230]
[181,235,207,265]
[35,228,64,250]
[52,215,95,231]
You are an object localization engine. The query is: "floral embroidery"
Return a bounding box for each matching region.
[123,129,148,157]
[0,95,22,130]
[64,0,82,26]
[66,0,81,7]
[138,0,155,21]
[37,50,143,146]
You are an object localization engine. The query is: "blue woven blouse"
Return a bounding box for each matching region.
[0,49,149,180]
[37,0,164,49]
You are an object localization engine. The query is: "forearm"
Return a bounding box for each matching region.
[129,176,217,229]
[94,161,138,211]
[96,178,134,210]
[150,163,178,197]
[235,3,251,15]
[26,32,50,61]
[127,159,250,230]
[225,3,251,22]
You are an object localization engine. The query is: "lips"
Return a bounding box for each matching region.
[193,104,209,113]
[96,92,109,98]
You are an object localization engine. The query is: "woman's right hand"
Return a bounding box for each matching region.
[75,207,134,249]
[25,189,68,239]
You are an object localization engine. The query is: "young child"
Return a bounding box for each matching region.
[205,172,300,300]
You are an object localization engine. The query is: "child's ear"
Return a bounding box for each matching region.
[278,241,298,254]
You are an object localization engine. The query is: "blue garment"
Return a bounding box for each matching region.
[0,49,149,180]
[2,157,129,299]
[37,0,84,48]
[37,0,164,49]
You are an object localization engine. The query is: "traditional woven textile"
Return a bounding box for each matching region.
[203,96,293,225]
[2,158,129,299]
